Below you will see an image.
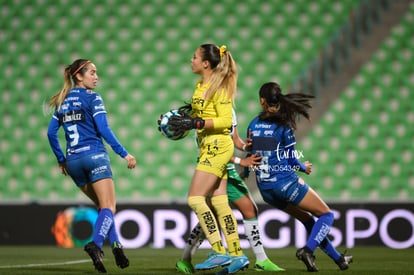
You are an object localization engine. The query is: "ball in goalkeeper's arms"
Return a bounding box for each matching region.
[158,109,190,140]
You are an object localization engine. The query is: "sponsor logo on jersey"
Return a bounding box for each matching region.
[192,97,205,107]
[264,130,273,136]
[252,130,261,136]
[94,104,105,111]
[61,103,69,110]
[254,123,272,129]
[67,146,90,155]
[65,96,80,101]
[276,142,303,161]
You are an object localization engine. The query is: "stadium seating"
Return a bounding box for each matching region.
[301,4,414,201]
[2,0,411,202]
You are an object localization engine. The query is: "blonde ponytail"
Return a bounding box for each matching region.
[49,66,72,111]
[202,45,237,100]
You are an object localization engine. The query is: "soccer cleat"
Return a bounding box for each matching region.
[194,252,232,270]
[335,252,353,270]
[296,247,318,272]
[84,241,107,273]
[216,254,249,275]
[176,259,195,274]
[112,242,129,269]
[254,258,285,271]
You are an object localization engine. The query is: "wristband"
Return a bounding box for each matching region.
[234,157,241,165]
[242,144,247,151]
[193,118,205,129]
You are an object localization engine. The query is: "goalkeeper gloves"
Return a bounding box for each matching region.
[177,102,193,116]
[168,112,205,132]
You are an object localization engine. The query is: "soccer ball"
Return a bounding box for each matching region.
[159,109,190,140]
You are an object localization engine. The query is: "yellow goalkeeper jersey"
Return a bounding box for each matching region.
[191,80,233,137]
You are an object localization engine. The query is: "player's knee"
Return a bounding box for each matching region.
[210,195,229,212]
[187,196,207,212]
[241,207,257,220]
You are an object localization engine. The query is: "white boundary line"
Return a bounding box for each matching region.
[0,259,90,269]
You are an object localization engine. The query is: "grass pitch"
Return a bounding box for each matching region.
[0,246,413,274]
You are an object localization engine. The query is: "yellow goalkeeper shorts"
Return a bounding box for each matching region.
[196,134,234,179]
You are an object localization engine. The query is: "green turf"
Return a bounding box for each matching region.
[0,246,413,274]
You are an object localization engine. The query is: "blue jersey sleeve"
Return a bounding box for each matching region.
[47,113,66,163]
[94,113,128,158]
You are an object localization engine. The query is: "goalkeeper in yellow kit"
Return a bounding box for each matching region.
[174,108,285,274]
[167,44,248,274]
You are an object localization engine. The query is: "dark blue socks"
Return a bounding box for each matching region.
[93,208,114,248]
[304,216,340,260]
[305,212,339,260]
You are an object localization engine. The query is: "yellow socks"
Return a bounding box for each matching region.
[211,195,243,256]
[188,196,225,254]
[211,240,227,254]
[188,195,244,256]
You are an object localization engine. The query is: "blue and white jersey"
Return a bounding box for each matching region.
[47,87,127,163]
[247,116,305,190]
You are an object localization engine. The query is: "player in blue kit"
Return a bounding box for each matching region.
[47,59,136,273]
[247,82,352,272]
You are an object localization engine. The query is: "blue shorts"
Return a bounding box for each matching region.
[66,152,113,187]
[259,178,309,210]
